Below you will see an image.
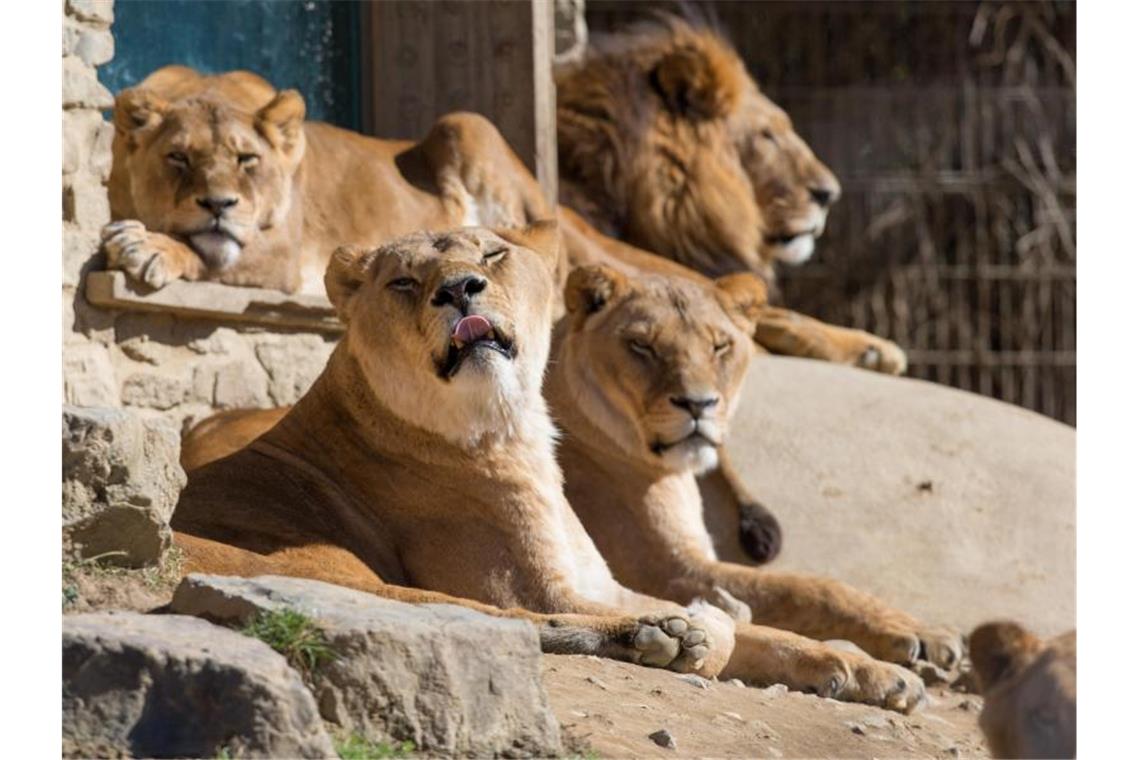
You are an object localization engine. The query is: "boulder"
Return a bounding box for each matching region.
[62,406,186,566]
[706,357,1075,637]
[62,612,335,759]
[171,574,564,757]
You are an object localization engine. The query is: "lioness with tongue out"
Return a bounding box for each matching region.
[169,221,735,675]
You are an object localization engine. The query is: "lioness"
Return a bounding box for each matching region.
[556,15,904,373]
[171,222,735,677]
[969,622,1076,758]
[545,262,962,710]
[103,66,551,293]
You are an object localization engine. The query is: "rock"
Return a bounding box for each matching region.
[67,0,114,25]
[170,574,563,757]
[213,360,270,409]
[62,172,110,228]
[121,372,186,410]
[648,728,677,750]
[255,335,334,404]
[728,678,746,688]
[63,21,114,66]
[709,357,1076,637]
[63,343,117,406]
[62,55,113,109]
[63,612,334,758]
[674,673,711,690]
[62,406,186,566]
[759,684,789,697]
[63,223,101,287]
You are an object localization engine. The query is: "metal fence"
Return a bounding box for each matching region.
[586,1,1076,425]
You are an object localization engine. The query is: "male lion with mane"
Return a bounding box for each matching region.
[557,14,905,373]
[171,222,736,677]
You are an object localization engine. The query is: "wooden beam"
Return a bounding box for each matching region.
[361,0,557,205]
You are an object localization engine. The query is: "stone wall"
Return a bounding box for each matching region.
[61,0,336,434]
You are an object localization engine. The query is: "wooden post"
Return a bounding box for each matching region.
[361,0,558,205]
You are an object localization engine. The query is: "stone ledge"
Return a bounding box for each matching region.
[85,271,344,333]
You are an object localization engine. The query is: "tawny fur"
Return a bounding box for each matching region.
[545,264,969,712]
[105,66,553,294]
[969,622,1076,758]
[171,223,736,677]
[556,15,841,280]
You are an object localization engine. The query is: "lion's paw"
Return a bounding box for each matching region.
[841,655,927,714]
[631,614,709,673]
[918,626,964,671]
[101,220,180,289]
[856,338,907,375]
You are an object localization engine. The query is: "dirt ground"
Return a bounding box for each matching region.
[544,654,989,759]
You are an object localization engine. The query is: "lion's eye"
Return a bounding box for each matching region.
[483,247,509,263]
[628,340,655,359]
[238,153,260,168]
[714,340,732,357]
[761,128,777,144]
[166,151,189,167]
[387,277,419,292]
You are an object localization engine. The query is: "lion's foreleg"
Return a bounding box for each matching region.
[723,623,926,713]
[101,220,204,289]
[699,449,783,564]
[753,305,907,374]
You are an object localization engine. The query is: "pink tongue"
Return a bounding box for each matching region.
[452,314,493,345]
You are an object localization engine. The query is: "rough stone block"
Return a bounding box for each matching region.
[63,172,111,228]
[63,612,335,759]
[62,406,186,566]
[63,223,101,287]
[255,335,334,404]
[66,0,114,25]
[62,55,113,109]
[171,574,564,757]
[121,372,186,410]
[63,20,114,66]
[63,343,118,406]
[213,360,271,409]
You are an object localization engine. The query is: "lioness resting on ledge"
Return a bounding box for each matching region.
[545,263,960,709]
[171,222,735,677]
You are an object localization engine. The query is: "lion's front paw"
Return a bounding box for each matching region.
[918,626,964,671]
[841,655,927,714]
[631,614,709,673]
[101,220,182,289]
[856,337,907,375]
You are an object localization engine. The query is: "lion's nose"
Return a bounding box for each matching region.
[670,395,720,418]
[809,187,835,207]
[431,275,487,312]
[196,196,238,216]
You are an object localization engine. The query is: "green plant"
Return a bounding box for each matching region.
[335,733,416,759]
[239,608,335,674]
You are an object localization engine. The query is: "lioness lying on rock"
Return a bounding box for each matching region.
[171,222,735,677]
[969,622,1076,758]
[547,263,961,711]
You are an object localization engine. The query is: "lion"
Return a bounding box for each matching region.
[969,622,1076,758]
[556,15,905,374]
[170,222,738,678]
[544,262,967,711]
[103,66,552,294]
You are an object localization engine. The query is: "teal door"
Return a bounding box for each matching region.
[98,0,361,129]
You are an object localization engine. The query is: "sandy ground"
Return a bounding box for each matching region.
[544,654,988,759]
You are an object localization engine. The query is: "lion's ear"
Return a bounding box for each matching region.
[714,272,768,329]
[113,87,169,139]
[564,264,628,323]
[256,89,306,159]
[650,42,743,119]
[496,219,560,271]
[325,245,378,321]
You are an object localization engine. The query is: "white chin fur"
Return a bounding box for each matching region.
[774,234,815,265]
[660,440,719,475]
[189,232,242,270]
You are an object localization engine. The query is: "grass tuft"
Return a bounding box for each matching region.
[335,733,416,759]
[239,608,335,675]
